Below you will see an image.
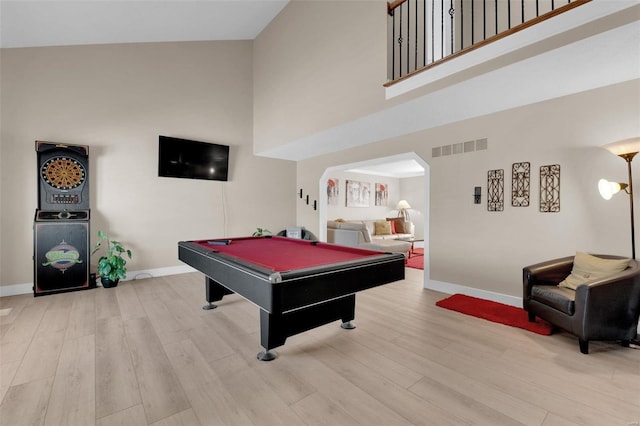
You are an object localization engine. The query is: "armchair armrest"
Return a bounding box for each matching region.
[524,256,574,283]
[575,261,640,338]
[523,256,574,304]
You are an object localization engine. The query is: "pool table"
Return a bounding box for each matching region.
[178,236,405,360]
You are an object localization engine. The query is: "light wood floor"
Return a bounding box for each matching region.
[1,268,638,426]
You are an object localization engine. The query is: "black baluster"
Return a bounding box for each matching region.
[391,8,396,80]
[449,0,454,55]
[399,5,403,77]
[471,0,475,46]
[415,0,418,73]
[441,0,445,59]
[495,0,498,36]
[460,0,464,51]
[483,0,486,40]
[421,0,424,68]
[406,1,410,76]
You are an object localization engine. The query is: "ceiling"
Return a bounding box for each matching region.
[0,1,289,48]
[347,159,424,178]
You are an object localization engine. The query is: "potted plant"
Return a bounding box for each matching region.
[252,227,271,237]
[91,230,132,288]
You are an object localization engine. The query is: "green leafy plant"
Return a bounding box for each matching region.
[91,230,132,282]
[252,227,271,237]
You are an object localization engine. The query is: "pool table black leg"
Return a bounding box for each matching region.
[256,294,357,361]
[258,309,287,361]
[203,277,234,311]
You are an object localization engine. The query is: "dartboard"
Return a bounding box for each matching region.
[41,156,86,190]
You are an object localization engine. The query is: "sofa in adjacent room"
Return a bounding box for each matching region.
[361,218,414,241]
[326,219,415,258]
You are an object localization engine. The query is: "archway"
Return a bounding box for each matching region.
[318,152,430,287]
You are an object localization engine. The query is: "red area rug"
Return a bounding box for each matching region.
[406,248,423,270]
[435,294,553,335]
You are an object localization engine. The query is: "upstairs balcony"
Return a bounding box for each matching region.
[386,0,593,93]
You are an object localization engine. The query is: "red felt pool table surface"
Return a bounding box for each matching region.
[191,236,380,272]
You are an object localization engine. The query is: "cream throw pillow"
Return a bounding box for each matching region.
[558,252,630,290]
[374,221,392,236]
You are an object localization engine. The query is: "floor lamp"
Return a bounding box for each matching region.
[396,200,411,222]
[599,137,640,259]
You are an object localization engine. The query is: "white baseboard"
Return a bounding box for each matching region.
[0,265,197,298]
[125,265,196,281]
[426,279,523,308]
[0,282,33,297]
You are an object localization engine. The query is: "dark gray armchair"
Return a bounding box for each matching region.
[523,255,640,354]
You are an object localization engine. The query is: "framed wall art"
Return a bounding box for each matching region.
[327,178,339,205]
[375,183,388,206]
[346,180,371,207]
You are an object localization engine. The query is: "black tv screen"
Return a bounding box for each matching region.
[158,136,229,181]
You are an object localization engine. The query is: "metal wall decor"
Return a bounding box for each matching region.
[540,164,561,212]
[487,169,504,211]
[512,162,530,207]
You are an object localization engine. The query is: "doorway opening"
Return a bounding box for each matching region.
[318,152,430,286]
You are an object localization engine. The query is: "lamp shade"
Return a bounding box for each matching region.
[601,137,640,156]
[598,179,628,200]
[396,200,411,210]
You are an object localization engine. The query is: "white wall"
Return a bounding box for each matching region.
[253,1,640,302]
[294,81,640,298]
[253,1,388,154]
[0,41,296,289]
[400,176,425,239]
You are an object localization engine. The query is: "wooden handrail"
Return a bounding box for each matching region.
[388,0,407,15]
[385,0,592,87]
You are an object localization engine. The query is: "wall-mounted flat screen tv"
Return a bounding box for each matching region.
[158,136,229,181]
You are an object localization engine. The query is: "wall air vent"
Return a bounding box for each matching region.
[431,138,488,158]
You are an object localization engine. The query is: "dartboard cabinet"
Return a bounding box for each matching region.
[33,141,92,296]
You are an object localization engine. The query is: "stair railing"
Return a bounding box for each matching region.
[386,0,591,85]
